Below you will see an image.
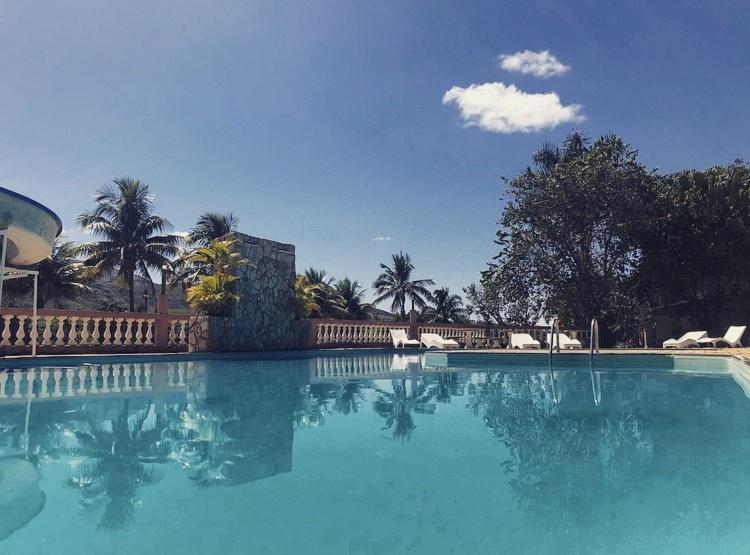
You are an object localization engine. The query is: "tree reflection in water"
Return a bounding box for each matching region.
[468,369,750,551]
[68,399,167,530]
[373,378,437,442]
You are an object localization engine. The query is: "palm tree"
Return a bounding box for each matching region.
[333,278,371,319]
[77,177,180,311]
[188,212,239,246]
[35,240,93,308]
[425,287,465,323]
[184,240,249,316]
[294,275,321,319]
[303,267,338,318]
[7,239,92,308]
[372,252,434,320]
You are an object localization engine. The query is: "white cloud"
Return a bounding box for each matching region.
[372,236,391,242]
[442,82,584,134]
[499,50,570,78]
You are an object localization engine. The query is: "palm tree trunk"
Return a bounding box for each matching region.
[128,273,135,312]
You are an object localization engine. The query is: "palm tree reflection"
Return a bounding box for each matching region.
[69,400,165,530]
[373,378,436,442]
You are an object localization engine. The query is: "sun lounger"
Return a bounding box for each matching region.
[420,332,460,349]
[390,329,420,348]
[546,332,583,349]
[509,333,541,349]
[662,331,707,349]
[696,325,746,348]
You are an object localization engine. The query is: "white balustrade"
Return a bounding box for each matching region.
[310,319,587,350]
[0,311,190,354]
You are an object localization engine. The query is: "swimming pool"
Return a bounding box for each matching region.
[1,351,749,554]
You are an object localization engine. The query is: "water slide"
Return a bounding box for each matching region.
[0,186,61,355]
[0,186,62,266]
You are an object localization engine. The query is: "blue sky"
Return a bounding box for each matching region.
[2,0,749,299]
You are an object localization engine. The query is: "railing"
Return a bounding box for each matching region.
[308,319,589,349]
[0,308,190,355]
[313,320,408,348]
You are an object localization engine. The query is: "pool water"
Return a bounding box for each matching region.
[1,351,750,554]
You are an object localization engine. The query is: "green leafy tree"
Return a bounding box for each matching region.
[77,177,179,311]
[7,239,93,308]
[303,267,341,318]
[294,275,321,319]
[424,287,466,323]
[492,132,655,340]
[188,212,239,246]
[372,252,434,320]
[185,240,249,316]
[638,162,750,331]
[333,278,371,320]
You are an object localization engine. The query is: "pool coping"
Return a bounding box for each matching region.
[1,347,748,371]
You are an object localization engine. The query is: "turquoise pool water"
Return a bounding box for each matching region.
[1,351,750,554]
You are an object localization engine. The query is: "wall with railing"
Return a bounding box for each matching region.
[306,318,590,349]
[0,309,190,355]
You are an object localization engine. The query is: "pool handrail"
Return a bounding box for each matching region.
[548,318,561,358]
[590,318,600,363]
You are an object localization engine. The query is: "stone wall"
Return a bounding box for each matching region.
[189,232,300,351]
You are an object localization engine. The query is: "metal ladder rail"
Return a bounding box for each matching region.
[548,318,561,358]
[589,318,600,364]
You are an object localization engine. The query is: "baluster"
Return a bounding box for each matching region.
[135,319,144,345]
[41,316,53,347]
[145,319,154,344]
[168,322,176,345]
[1,314,12,346]
[80,317,91,346]
[178,322,187,345]
[59,316,70,346]
[0,371,7,399]
[113,318,123,345]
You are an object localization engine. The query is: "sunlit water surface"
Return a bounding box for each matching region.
[1,352,750,554]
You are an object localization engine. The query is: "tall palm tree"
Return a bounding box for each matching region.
[372,252,434,320]
[188,212,239,246]
[303,267,338,318]
[425,287,465,323]
[333,278,371,319]
[77,177,180,311]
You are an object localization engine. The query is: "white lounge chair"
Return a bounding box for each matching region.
[696,325,746,348]
[420,333,460,349]
[509,333,541,349]
[546,332,582,349]
[390,329,420,349]
[662,331,707,349]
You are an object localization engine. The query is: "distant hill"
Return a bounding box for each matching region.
[4,271,189,313]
